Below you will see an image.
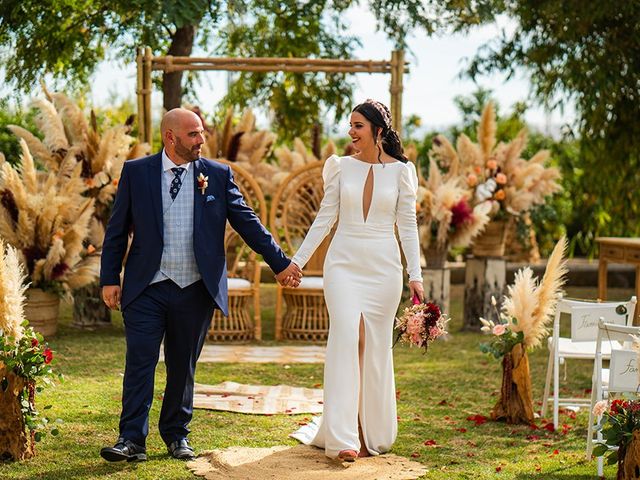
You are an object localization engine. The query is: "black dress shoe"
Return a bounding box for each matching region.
[167,438,196,460]
[100,437,147,462]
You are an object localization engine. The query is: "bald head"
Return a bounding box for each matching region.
[161,108,205,165]
[161,108,202,137]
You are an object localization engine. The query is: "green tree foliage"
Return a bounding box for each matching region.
[368,0,499,47]
[468,1,640,254]
[0,0,220,109]
[217,0,358,141]
[0,101,39,165]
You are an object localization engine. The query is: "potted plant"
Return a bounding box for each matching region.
[8,91,150,328]
[0,139,101,335]
[429,102,562,258]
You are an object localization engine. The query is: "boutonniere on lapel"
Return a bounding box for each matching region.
[197,172,208,195]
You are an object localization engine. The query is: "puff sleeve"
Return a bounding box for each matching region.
[291,155,341,269]
[396,162,423,282]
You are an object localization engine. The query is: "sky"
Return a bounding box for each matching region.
[10,5,576,138]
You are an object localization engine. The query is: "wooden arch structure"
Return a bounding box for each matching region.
[135,47,408,143]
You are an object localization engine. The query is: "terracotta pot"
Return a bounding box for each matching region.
[472,219,509,257]
[24,288,60,337]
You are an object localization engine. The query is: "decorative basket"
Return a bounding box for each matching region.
[471,219,509,257]
[24,288,60,337]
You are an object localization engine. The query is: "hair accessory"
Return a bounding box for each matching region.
[364,99,392,129]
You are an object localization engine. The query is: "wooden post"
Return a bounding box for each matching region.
[390,49,404,134]
[136,48,145,142]
[423,267,450,314]
[463,256,507,330]
[143,47,153,144]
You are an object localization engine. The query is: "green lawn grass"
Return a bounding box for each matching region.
[1,284,633,479]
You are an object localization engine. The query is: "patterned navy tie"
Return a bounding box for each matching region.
[170,167,185,200]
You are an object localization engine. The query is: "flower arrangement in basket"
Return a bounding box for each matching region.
[428,103,562,257]
[416,157,491,266]
[592,398,640,478]
[479,236,568,423]
[394,296,450,351]
[0,240,61,461]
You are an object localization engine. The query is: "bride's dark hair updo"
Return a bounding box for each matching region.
[352,99,408,164]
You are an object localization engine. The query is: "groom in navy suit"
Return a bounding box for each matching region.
[99,108,301,462]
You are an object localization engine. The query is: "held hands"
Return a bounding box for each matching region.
[409,280,425,303]
[102,285,121,310]
[275,261,303,288]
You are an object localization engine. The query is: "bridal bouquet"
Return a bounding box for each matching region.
[394,297,449,351]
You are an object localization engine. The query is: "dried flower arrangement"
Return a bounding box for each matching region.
[0,139,100,296]
[200,108,336,196]
[429,103,562,220]
[479,236,568,423]
[7,91,150,222]
[416,157,491,264]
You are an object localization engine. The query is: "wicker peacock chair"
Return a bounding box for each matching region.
[208,159,266,342]
[269,160,335,342]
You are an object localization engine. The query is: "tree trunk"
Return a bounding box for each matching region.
[620,429,640,479]
[72,282,111,328]
[162,24,197,110]
[491,343,535,424]
[311,122,322,159]
[0,366,34,461]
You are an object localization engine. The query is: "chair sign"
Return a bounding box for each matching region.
[570,304,627,341]
[609,349,640,393]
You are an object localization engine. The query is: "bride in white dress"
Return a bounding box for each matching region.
[290,99,424,462]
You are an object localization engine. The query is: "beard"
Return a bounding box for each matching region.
[175,137,201,162]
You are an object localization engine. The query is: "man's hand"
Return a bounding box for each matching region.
[409,280,425,303]
[275,262,303,288]
[102,285,122,310]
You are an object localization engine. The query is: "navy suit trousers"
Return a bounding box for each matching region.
[119,279,214,446]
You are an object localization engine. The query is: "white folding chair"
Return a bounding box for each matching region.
[541,295,637,428]
[586,320,640,477]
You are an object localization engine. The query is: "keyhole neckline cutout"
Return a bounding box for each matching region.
[362,165,374,223]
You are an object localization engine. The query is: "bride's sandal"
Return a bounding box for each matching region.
[338,450,358,462]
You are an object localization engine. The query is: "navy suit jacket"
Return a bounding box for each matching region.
[99,153,290,314]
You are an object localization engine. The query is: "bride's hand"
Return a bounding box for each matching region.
[409,280,424,303]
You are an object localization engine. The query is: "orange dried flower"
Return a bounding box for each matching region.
[466,174,478,187]
[494,190,506,201]
[486,160,498,170]
[474,166,482,174]
[112,178,119,187]
[87,244,96,254]
[495,173,507,184]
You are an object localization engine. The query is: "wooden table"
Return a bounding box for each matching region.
[596,237,640,323]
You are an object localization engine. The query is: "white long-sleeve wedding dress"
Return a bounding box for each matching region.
[290,154,422,458]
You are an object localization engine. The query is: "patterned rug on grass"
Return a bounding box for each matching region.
[160,345,326,364]
[193,381,323,415]
[188,445,428,480]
